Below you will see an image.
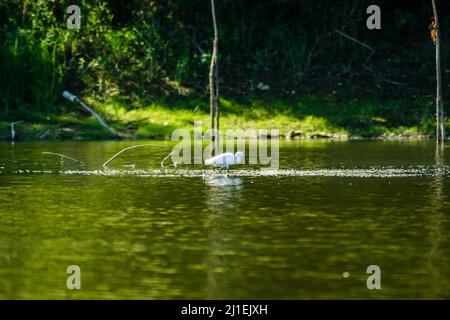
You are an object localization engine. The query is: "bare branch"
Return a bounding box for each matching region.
[62,91,120,138]
[335,29,374,52]
[36,129,51,140]
[103,144,167,169]
[42,152,84,164]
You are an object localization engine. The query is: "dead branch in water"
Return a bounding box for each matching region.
[62,91,120,138]
[42,152,84,164]
[103,144,167,169]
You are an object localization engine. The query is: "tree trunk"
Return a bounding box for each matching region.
[209,0,219,154]
[432,0,445,142]
[215,46,220,153]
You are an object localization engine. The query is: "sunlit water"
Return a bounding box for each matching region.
[0,140,449,299]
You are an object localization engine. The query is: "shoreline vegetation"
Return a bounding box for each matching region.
[1,93,448,141]
[1,1,449,141]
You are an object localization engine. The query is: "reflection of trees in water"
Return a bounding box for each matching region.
[203,176,243,298]
[425,143,447,298]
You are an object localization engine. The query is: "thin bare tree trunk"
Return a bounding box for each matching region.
[209,0,219,154]
[432,0,445,142]
[215,51,220,153]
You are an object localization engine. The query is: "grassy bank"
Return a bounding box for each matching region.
[1,92,447,141]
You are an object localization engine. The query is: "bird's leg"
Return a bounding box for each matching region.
[218,167,223,174]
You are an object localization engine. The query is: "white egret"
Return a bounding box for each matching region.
[205,151,244,172]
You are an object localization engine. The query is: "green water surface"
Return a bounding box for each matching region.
[0,140,449,299]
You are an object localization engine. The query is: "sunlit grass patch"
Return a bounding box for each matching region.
[89,96,348,138]
[1,93,445,140]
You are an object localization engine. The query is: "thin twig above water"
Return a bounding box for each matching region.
[103,144,167,169]
[42,152,84,164]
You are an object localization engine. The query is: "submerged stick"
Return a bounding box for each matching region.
[62,91,119,138]
[42,152,84,164]
[103,144,167,169]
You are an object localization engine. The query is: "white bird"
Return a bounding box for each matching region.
[205,151,245,172]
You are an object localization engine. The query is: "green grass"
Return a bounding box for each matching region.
[90,96,347,139]
[1,92,446,140]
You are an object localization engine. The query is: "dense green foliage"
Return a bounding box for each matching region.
[0,0,449,138]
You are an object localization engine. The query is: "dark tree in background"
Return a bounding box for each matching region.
[0,0,449,136]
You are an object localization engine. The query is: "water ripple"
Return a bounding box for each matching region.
[3,166,450,178]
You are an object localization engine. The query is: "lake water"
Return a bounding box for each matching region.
[0,140,449,299]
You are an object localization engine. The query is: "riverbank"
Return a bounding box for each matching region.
[0,121,440,141]
[1,93,447,141]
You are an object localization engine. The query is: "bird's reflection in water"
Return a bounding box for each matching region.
[203,175,243,211]
[202,175,243,298]
[203,175,243,187]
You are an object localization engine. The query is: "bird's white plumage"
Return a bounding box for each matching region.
[205,152,244,169]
